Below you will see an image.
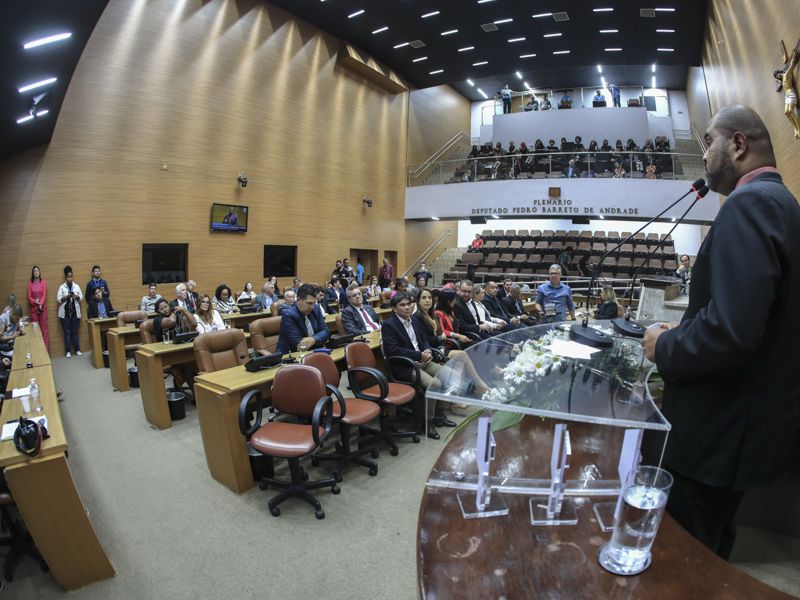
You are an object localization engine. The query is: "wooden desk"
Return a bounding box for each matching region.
[417,417,791,599]
[9,323,51,371]
[135,332,251,431]
[86,317,118,369]
[193,331,382,494]
[221,310,271,329]
[3,363,115,590]
[106,326,141,391]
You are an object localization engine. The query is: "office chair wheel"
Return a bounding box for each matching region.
[315,509,325,520]
[269,506,281,517]
[390,446,399,457]
[412,435,420,443]
[258,481,269,490]
[368,466,378,476]
[301,468,309,481]
[331,484,341,495]
[370,449,380,459]
[311,455,320,467]
[333,470,343,483]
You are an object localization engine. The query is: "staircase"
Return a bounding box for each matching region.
[673,138,706,182]
[429,247,467,286]
[408,132,472,187]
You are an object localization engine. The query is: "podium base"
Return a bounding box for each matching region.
[530,497,578,526]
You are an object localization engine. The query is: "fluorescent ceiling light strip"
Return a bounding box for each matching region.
[36,109,49,117]
[477,0,497,4]
[593,8,614,12]
[372,26,388,34]
[466,78,475,86]
[477,88,489,98]
[657,48,674,52]
[441,29,458,36]
[18,77,57,93]
[599,29,618,33]
[543,33,562,38]
[508,37,526,43]
[494,18,513,24]
[605,48,622,52]
[515,71,522,79]
[393,42,410,49]
[16,114,34,124]
[597,65,603,73]
[348,9,365,18]
[430,69,444,74]
[23,32,72,49]
[656,29,675,33]
[473,61,488,66]
[652,76,657,87]
[652,64,657,72]
[412,56,428,62]
[431,216,440,220]
[553,50,570,55]
[520,53,537,58]
[655,8,676,12]
[421,11,440,18]
[532,13,552,18]
[458,46,475,52]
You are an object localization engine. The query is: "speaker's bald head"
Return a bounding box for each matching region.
[709,105,776,164]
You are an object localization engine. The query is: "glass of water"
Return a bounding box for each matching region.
[598,465,673,576]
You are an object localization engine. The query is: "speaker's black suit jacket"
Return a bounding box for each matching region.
[654,171,800,489]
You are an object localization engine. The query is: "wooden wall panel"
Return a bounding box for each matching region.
[0,0,410,356]
[406,85,471,167]
[699,0,800,196]
[404,220,455,274]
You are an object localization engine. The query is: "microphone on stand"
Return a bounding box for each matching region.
[612,185,710,337]
[570,177,705,347]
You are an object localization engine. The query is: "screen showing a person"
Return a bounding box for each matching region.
[211,204,248,232]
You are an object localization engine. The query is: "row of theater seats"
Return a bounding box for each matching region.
[480,229,672,245]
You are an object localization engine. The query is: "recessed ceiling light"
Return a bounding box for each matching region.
[553,50,570,55]
[532,13,552,19]
[508,37,526,43]
[473,61,488,66]
[478,0,497,4]
[491,214,500,219]
[543,33,562,38]
[604,48,623,52]
[524,82,532,89]
[494,18,513,24]
[17,77,57,93]
[23,32,72,49]
[466,78,475,86]
[514,71,522,80]
[458,46,475,52]
[599,29,619,33]
[421,10,440,18]
[477,88,489,99]
[430,69,444,74]
[593,7,614,12]
[657,48,674,52]
[393,42,410,49]
[655,7,676,12]
[412,56,428,62]
[656,29,675,33]
[16,109,49,124]
[348,9,365,18]
[431,216,440,221]
[520,53,537,58]
[651,64,657,72]
[597,65,603,73]
[441,29,458,36]
[601,76,607,85]
[652,76,657,87]
[372,26,388,34]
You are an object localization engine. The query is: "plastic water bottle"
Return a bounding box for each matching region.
[29,378,43,414]
[25,353,32,368]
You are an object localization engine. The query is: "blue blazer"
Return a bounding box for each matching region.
[276,304,329,354]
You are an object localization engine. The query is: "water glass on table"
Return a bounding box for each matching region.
[598,465,674,576]
[298,341,309,357]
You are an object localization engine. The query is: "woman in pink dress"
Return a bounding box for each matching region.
[27,265,50,351]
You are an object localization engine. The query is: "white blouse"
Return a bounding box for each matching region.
[195,310,228,334]
[56,282,83,319]
[237,291,256,303]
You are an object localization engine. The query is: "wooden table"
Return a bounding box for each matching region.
[106,326,142,391]
[86,317,118,369]
[193,331,383,494]
[221,310,271,329]
[417,417,792,600]
[9,322,51,371]
[3,357,114,589]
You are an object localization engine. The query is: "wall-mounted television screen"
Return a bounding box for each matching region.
[210,203,248,232]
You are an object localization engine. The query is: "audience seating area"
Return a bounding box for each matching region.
[446,229,677,283]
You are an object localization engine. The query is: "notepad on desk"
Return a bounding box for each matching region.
[1,416,48,441]
[10,386,30,398]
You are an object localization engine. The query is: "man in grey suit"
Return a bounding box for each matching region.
[340,285,381,335]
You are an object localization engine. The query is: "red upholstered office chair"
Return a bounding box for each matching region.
[301,352,381,479]
[238,365,338,519]
[270,301,284,317]
[332,313,345,336]
[345,342,419,456]
[193,329,249,374]
[249,316,282,355]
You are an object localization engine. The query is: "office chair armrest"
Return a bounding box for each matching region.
[384,355,421,387]
[444,338,462,352]
[238,389,264,438]
[430,348,447,364]
[347,366,388,401]
[325,384,346,419]
[311,395,334,447]
[464,332,482,342]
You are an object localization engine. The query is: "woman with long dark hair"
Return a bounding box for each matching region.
[194,294,228,333]
[27,265,49,351]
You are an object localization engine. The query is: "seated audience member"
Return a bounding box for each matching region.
[186,280,200,307]
[278,290,296,316]
[469,233,484,253]
[381,292,450,439]
[170,283,196,314]
[434,290,472,344]
[594,285,619,320]
[0,356,11,395]
[676,254,692,294]
[559,92,573,108]
[626,138,639,152]
[390,277,408,299]
[414,263,432,286]
[2,293,15,318]
[574,136,585,152]
[153,298,196,341]
[0,304,23,350]
[287,278,302,295]
[600,139,612,152]
[453,279,495,339]
[534,265,576,323]
[482,281,523,329]
[593,89,605,103]
[140,283,162,313]
[474,286,507,332]
[502,284,534,324]
[540,94,552,110]
[85,265,110,301]
[496,278,514,301]
[557,246,575,275]
[365,276,381,299]
[414,276,428,299]
[276,283,329,354]
[237,282,256,304]
[214,284,239,314]
[547,139,559,152]
[57,266,83,357]
[341,285,381,335]
[254,283,279,311]
[315,287,329,316]
[468,145,480,159]
[87,287,115,319]
[194,294,228,333]
[523,95,539,111]
[325,278,348,311]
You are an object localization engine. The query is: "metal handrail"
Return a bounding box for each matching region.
[408,131,469,180]
[690,122,708,154]
[402,228,452,279]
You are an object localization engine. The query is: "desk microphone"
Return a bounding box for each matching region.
[612,185,710,337]
[570,178,705,348]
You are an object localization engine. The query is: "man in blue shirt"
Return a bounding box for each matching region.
[356,258,365,285]
[534,264,575,323]
[86,265,110,300]
[559,92,573,108]
[593,90,606,104]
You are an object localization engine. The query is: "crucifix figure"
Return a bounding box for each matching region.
[774,39,800,139]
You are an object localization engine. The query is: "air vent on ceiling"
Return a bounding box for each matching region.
[481,22,499,32]
[640,8,656,17]
[409,40,426,49]
[553,12,570,22]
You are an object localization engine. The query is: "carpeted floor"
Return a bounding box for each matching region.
[2,354,797,599]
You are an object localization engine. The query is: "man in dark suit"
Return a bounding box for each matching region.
[324,278,348,312]
[276,284,329,354]
[382,292,454,439]
[169,283,196,314]
[502,284,534,325]
[483,281,523,328]
[644,105,800,559]
[87,287,115,319]
[340,286,381,335]
[453,279,494,339]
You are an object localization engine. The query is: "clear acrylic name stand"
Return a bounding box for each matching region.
[530,422,578,525]
[457,416,509,519]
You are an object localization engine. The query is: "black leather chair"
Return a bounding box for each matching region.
[0,493,49,581]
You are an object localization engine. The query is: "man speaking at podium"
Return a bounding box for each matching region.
[644,105,800,559]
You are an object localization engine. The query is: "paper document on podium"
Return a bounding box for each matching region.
[548,339,601,360]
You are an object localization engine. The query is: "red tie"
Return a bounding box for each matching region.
[360,308,378,331]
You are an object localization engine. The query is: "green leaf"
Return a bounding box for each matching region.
[491,411,525,432]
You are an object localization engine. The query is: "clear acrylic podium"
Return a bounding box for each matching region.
[425,322,671,527]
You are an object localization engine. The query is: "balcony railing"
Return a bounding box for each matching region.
[407,150,705,187]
